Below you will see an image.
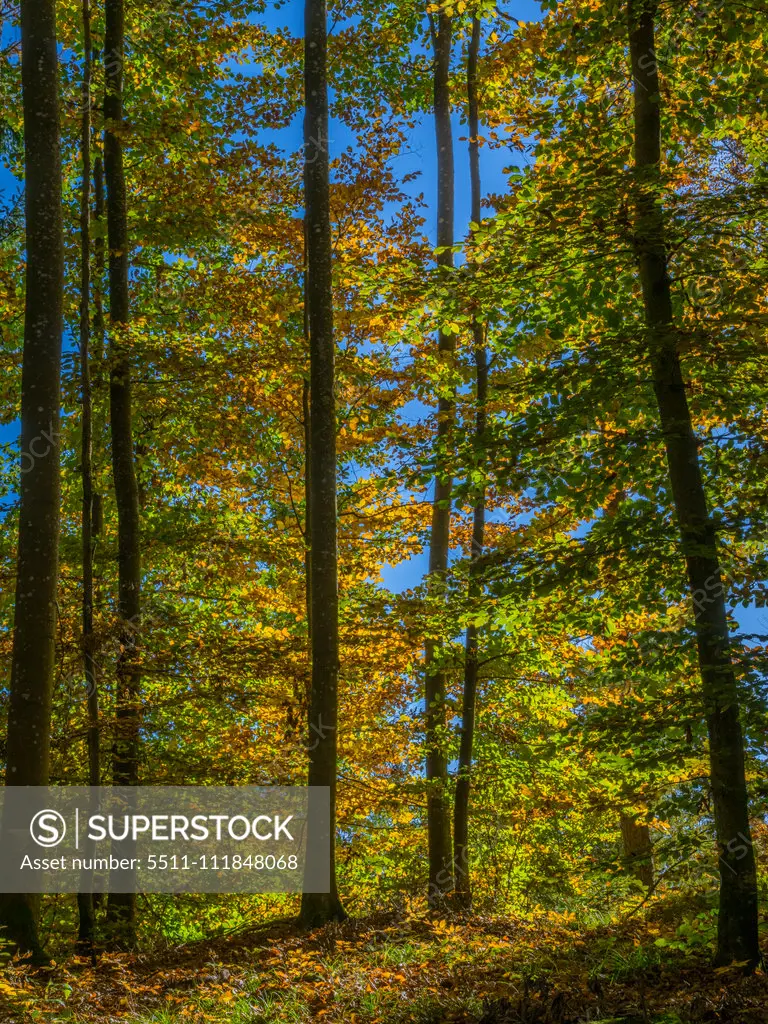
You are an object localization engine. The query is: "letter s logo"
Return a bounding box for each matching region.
[30,810,67,848]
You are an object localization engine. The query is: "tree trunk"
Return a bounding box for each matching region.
[303,215,312,660]
[0,0,64,961]
[627,0,759,968]
[424,7,456,908]
[299,0,345,927]
[104,0,141,944]
[454,16,487,910]
[93,151,106,364]
[620,813,653,890]
[75,0,101,951]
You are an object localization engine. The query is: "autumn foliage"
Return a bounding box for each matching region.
[1,0,768,1016]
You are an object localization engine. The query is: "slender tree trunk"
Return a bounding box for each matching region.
[299,0,345,927]
[302,371,313,724]
[301,223,313,739]
[93,152,106,365]
[75,0,101,950]
[628,0,758,968]
[303,215,313,659]
[0,0,64,961]
[104,0,141,944]
[303,379,312,643]
[424,7,456,907]
[454,16,487,910]
[620,813,653,890]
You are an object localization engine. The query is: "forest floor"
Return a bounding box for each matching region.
[1,905,767,1024]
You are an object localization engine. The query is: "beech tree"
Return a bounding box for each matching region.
[299,0,345,926]
[104,0,142,943]
[454,14,487,909]
[627,0,759,967]
[75,0,101,951]
[0,0,64,960]
[424,4,456,907]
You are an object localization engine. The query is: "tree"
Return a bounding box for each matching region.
[627,0,759,968]
[454,13,487,909]
[0,0,64,960]
[75,0,102,951]
[104,0,142,944]
[424,2,456,907]
[299,0,346,926]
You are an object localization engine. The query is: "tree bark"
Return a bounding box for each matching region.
[93,151,106,365]
[454,16,487,910]
[299,0,345,927]
[424,6,456,908]
[75,0,101,951]
[303,215,312,659]
[627,0,758,968]
[103,0,141,944]
[0,0,64,961]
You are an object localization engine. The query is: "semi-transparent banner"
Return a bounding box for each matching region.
[0,787,329,893]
